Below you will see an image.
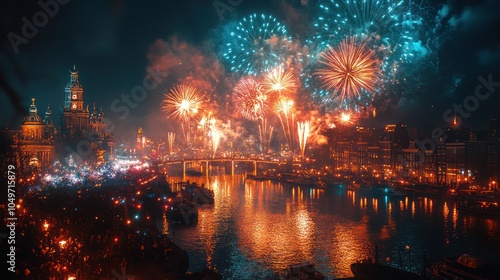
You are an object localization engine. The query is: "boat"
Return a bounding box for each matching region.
[282,262,326,280]
[278,173,323,188]
[185,169,203,176]
[404,184,458,199]
[166,198,198,225]
[457,196,500,217]
[180,182,214,205]
[350,258,423,280]
[426,254,500,279]
[388,189,408,198]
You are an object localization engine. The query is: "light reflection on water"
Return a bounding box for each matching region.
[163,174,500,279]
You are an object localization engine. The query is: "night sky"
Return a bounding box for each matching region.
[1,0,499,142]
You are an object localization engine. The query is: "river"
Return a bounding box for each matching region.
[160,174,500,279]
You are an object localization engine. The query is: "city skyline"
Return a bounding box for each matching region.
[2,2,500,278]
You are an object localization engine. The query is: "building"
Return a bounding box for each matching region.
[11,66,116,173]
[15,98,56,170]
[60,67,90,140]
[58,66,115,162]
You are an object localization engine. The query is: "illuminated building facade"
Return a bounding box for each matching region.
[15,98,56,170]
[58,66,115,161]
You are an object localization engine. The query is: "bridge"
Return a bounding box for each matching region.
[158,157,292,178]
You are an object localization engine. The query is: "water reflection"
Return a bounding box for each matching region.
[164,175,500,279]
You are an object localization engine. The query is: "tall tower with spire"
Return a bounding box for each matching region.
[60,66,90,139]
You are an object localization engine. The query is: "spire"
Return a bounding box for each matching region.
[44,104,54,125]
[29,98,37,114]
[45,104,51,117]
[69,66,79,83]
[99,106,104,117]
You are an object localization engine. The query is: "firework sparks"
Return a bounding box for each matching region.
[210,124,222,158]
[222,14,291,76]
[162,85,204,146]
[262,66,297,94]
[297,121,310,159]
[162,85,203,122]
[315,37,380,106]
[198,112,216,151]
[337,111,357,126]
[233,78,268,121]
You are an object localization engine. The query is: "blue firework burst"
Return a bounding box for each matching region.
[221,14,292,76]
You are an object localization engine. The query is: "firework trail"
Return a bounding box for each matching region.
[210,124,222,158]
[198,112,216,152]
[258,118,273,153]
[274,96,294,150]
[167,132,175,155]
[297,121,310,159]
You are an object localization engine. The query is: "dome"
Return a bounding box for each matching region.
[66,80,83,89]
[22,98,43,124]
[23,114,43,124]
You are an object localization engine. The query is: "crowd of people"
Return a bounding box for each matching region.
[3,172,204,279]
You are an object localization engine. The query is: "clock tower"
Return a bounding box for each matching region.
[60,66,90,139]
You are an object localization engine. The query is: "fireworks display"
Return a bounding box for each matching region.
[301,0,441,111]
[221,14,291,76]
[312,0,428,66]
[315,37,380,107]
[156,0,445,155]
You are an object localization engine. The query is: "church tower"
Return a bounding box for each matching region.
[60,66,90,139]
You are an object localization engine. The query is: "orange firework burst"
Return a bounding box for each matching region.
[315,37,380,103]
[262,66,297,94]
[162,85,203,122]
[233,78,268,121]
[336,110,357,126]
